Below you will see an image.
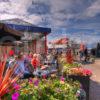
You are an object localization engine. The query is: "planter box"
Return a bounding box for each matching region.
[67,75,90,100]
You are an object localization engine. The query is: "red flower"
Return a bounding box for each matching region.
[9,50,14,56]
[42,74,47,79]
[71,68,92,76]
[83,69,92,76]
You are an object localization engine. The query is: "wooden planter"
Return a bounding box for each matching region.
[67,75,90,100]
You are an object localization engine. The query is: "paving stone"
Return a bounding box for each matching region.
[83,59,100,100]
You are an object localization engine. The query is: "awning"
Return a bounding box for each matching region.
[6,23,51,33]
[0,23,22,45]
[0,23,23,37]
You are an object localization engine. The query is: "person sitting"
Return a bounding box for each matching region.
[31,54,40,70]
[15,54,34,79]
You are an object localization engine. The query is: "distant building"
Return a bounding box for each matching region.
[48,37,69,52]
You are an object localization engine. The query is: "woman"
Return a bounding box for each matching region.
[31,54,40,70]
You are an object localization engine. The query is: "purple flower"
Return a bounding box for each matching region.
[12,92,20,100]
[34,79,39,86]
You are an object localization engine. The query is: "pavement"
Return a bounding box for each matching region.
[83,59,100,100]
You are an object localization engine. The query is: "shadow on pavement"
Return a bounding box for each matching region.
[89,80,100,100]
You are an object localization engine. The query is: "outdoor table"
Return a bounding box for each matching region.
[41,65,49,70]
[33,68,50,77]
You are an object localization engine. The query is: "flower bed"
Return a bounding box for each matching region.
[4,78,81,100]
[68,68,92,76]
[0,56,91,100]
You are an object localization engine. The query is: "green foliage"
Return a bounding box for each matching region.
[14,78,80,100]
[63,62,82,76]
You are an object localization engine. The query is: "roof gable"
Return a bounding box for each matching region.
[0,18,33,26]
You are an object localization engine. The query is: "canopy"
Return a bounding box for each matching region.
[0,18,51,33]
[0,23,22,37]
[3,23,51,33]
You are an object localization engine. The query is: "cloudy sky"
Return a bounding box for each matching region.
[0,0,100,47]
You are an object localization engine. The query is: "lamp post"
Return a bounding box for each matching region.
[44,33,47,55]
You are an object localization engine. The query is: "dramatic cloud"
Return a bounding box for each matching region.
[0,0,32,15]
[0,0,100,46]
[84,0,100,17]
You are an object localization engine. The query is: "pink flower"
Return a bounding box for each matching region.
[12,92,20,100]
[13,83,21,90]
[83,69,92,76]
[60,76,65,81]
[29,78,33,83]
[71,67,92,76]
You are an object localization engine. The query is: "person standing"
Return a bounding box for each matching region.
[79,43,85,61]
[84,47,88,62]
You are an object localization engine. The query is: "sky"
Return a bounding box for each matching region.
[0,0,100,47]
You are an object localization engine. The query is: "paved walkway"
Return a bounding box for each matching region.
[84,59,100,100]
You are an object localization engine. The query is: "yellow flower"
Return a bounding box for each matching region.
[29,84,34,87]
[51,74,56,78]
[22,89,30,94]
[60,81,65,84]
[21,83,26,87]
[66,84,70,88]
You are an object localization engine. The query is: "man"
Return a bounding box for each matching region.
[79,43,85,61]
[15,54,34,79]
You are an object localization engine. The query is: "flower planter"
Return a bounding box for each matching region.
[67,75,90,100]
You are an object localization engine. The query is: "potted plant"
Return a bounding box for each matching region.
[67,68,92,100]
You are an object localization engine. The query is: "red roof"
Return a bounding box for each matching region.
[80,43,85,51]
[52,38,69,44]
